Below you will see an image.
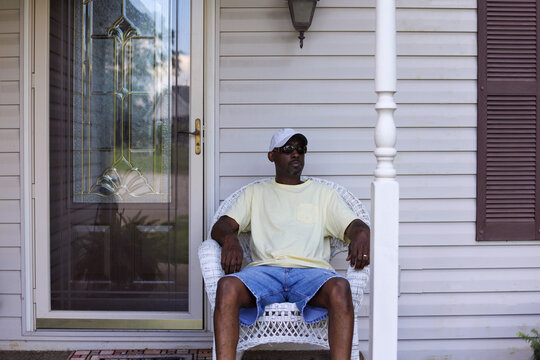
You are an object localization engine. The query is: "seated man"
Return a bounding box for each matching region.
[211,128,370,360]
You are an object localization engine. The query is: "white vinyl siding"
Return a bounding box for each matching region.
[217,0,536,359]
[0,0,22,342]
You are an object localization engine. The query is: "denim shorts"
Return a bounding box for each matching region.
[226,265,345,327]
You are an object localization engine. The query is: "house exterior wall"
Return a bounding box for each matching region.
[216,0,539,358]
[0,0,539,358]
[0,0,24,344]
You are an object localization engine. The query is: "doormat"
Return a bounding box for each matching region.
[67,349,212,360]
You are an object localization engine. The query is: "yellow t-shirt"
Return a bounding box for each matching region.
[224,179,358,270]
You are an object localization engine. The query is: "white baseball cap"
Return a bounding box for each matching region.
[268,128,308,151]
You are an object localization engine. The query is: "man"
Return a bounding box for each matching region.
[211,128,370,360]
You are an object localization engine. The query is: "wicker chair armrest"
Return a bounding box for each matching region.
[198,239,224,310]
[346,265,370,313]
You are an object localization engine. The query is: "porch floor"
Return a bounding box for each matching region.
[0,351,71,360]
[0,349,365,359]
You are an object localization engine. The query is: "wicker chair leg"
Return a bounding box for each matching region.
[235,350,244,360]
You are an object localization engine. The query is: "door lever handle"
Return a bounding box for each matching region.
[177,118,201,155]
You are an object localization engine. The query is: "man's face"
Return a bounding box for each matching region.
[268,135,306,179]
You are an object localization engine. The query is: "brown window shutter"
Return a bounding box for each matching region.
[477,0,540,240]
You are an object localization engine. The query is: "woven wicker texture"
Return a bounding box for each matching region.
[198,178,370,359]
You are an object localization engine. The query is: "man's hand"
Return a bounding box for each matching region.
[345,219,370,270]
[211,215,243,274]
[221,235,243,274]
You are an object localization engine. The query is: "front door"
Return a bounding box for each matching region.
[34,0,204,329]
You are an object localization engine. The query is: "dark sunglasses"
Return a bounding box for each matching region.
[273,144,307,155]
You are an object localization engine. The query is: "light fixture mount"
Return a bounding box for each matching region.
[287,0,319,48]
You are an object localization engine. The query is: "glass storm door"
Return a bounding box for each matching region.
[36,0,203,329]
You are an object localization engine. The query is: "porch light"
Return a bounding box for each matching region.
[287,0,318,48]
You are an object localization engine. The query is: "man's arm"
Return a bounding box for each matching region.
[210,215,243,274]
[344,219,370,270]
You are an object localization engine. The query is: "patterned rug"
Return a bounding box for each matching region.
[67,349,212,360]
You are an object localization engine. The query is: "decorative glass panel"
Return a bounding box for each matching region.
[50,0,191,313]
[73,0,172,203]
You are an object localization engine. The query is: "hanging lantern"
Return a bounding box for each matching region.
[287,0,318,48]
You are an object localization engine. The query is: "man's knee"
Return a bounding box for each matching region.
[326,278,353,310]
[216,276,251,309]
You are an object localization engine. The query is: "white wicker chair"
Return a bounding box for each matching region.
[198,177,370,360]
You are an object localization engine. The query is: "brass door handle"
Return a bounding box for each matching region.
[178,118,201,155]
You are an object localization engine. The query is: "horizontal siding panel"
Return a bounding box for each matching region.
[399,222,476,246]
[221,0,367,7]
[400,199,475,222]
[0,247,20,270]
[221,8,475,32]
[398,56,476,80]
[220,152,476,176]
[0,58,18,81]
[221,56,375,80]
[400,268,540,293]
[221,32,375,56]
[397,32,476,56]
[0,224,20,247]
[396,338,529,360]
[396,103,476,127]
[358,292,540,316]
[400,246,540,269]
[220,103,476,128]
[394,80,476,104]
[354,316,540,341]
[0,200,20,223]
[397,174,475,199]
[397,0,476,8]
[220,0,476,9]
[220,128,475,152]
[0,105,19,128]
[398,292,540,316]
[397,8,475,32]
[0,294,21,316]
[0,81,19,105]
[0,177,19,199]
[220,104,376,128]
[0,271,21,293]
[221,32,475,56]
[396,315,540,340]
[221,56,476,80]
[221,8,374,32]
[0,0,20,10]
[219,175,475,200]
[396,152,476,174]
[0,34,19,57]
[220,79,376,104]
[0,10,18,33]
[220,80,475,104]
[0,129,19,152]
[0,318,21,339]
[0,154,19,175]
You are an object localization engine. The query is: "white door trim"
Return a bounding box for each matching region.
[24,0,210,332]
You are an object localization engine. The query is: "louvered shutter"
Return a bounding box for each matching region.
[477,0,540,240]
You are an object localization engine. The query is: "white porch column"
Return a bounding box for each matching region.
[369,0,399,359]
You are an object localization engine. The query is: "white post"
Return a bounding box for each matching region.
[369,0,399,359]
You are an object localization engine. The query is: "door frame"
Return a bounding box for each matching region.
[24,0,211,331]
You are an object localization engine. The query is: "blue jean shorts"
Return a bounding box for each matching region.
[226,265,345,327]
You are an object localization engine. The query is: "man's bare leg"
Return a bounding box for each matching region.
[309,277,354,360]
[214,276,256,360]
